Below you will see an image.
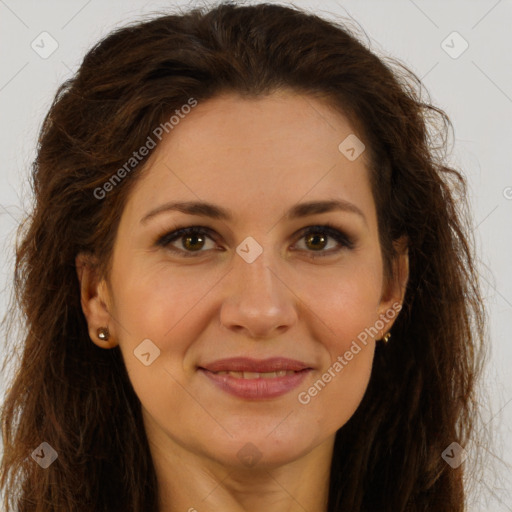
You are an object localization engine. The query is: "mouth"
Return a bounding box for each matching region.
[209,370,299,379]
[197,358,313,399]
[199,356,312,373]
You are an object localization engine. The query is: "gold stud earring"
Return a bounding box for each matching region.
[97,327,110,342]
[382,332,391,343]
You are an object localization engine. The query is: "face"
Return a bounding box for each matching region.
[78,90,407,470]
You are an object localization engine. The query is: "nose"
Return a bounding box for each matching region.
[219,249,298,339]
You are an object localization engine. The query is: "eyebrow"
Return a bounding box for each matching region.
[140,199,367,226]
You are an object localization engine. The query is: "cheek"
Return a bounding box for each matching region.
[108,260,226,388]
[109,264,214,423]
[309,254,384,346]
[110,257,215,340]
[296,346,374,437]
[285,256,382,432]
[291,274,379,435]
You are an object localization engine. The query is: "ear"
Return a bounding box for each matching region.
[75,252,118,348]
[376,236,409,335]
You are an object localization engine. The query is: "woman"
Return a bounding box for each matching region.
[0,2,486,511]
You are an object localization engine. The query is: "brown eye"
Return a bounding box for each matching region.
[304,232,329,251]
[181,233,207,251]
[294,224,355,257]
[156,223,355,259]
[156,227,217,257]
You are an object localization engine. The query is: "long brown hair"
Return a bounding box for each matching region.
[1,2,486,510]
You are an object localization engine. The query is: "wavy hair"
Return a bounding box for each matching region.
[1,2,486,511]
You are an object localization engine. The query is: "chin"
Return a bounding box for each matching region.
[204,432,317,470]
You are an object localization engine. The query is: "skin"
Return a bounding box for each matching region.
[77,89,409,512]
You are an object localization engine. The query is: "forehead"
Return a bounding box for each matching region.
[122,90,376,229]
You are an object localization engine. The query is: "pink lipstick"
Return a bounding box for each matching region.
[198,357,313,399]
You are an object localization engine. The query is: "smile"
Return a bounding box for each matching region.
[199,367,312,399]
[212,370,298,378]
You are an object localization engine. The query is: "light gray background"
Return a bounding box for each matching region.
[0,1,511,510]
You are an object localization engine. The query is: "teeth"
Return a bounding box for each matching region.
[214,370,296,378]
[243,372,262,379]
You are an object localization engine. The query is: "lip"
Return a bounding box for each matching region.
[199,367,312,399]
[198,357,313,400]
[199,357,312,373]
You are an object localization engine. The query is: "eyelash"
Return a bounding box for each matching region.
[155,223,355,259]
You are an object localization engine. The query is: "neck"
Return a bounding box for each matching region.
[145,423,334,512]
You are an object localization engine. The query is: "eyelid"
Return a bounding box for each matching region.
[155,223,356,257]
[155,225,219,255]
[295,224,355,253]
